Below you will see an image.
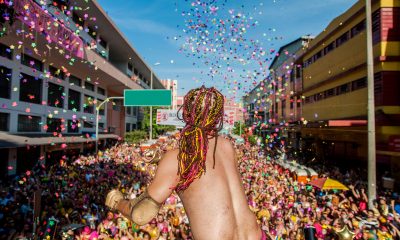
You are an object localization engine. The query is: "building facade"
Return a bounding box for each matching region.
[160,79,178,110]
[296,0,400,178]
[0,0,164,175]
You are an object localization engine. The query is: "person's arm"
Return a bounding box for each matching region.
[147,149,180,203]
[106,150,179,225]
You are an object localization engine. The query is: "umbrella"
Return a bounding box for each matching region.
[308,177,349,190]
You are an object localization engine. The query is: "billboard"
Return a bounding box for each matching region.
[156,110,185,127]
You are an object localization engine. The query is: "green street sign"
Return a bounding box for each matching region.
[124,89,172,106]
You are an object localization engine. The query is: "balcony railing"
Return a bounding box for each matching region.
[15,0,84,58]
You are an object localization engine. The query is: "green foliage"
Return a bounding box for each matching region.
[232,121,246,135]
[248,135,258,146]
[125,130,148,144]
[141,107,176,139]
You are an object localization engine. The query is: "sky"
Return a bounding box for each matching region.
[97,0,358,99]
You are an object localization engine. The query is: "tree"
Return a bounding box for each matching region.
[141,107,176,139]
[232,121,246,136]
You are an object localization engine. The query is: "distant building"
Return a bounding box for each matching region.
[160,79,178,109]
[0,0,164,175]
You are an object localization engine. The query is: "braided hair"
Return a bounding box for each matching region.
[175,86,225,192]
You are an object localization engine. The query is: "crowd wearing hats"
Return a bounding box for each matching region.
[0,135,400,239]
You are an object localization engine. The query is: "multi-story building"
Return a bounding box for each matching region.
[223,98,244,128]
[0,0,164,175]
[243,37,312,144]
[268,36,313,149]
[296,0,400,178]
[160,79,178,109]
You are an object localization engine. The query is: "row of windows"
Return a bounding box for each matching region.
[0,67,106,115]
[0,112,104,133]
[0,45,107,96]
[303,20,366,68]
[304,77,367,104]
[125,123,138,132]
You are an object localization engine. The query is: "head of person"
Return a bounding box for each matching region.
[176,86,224,192]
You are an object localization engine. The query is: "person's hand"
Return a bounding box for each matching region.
[349,185,354,189]
[105,189,123,210]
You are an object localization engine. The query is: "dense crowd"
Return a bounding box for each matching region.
[0,135,399,239]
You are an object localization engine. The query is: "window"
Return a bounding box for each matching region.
[68,89,81,111]
[21,54,43,72]
[290,70,295,82]
[351,20,366,37]
[133,107,137,116]
[0,112,9,131]
[324,42,335,55]
[352,78,367,91]
[84,82,94,91]
[0,66,11,99]
[0,43,12,59]
[46,118,63,133]
[69,75,81,87]
[98,122,104,129]
[72,11,84,27]
[112,99,122,111]
[281,75,286,88]
[97,87,105,95]
[128,63,133,72]
[337,83,350,95]
[314,93,323,102]
[127,106,132,115]
[324,88,335,98]
[83,95,95,114]
[99,37,107,49]
[49,66,65,80]
[336,32,350,47]
[132,124,137,130]
[87,26,97,38]
[305,96,311,104]
[126,123,131,132]
[290,98,294,109]
[313,50,323,62]
[304,57,313,68]
[98,99,105,115]
[19,73,42,104]
[47,83,64,108]
[52,0,68,12]
[372,10,381,43]
[83,121,94,128]
[18,114,41,132]
[134,68,139,76]
[67,120,79,133]
[297,101,301,108]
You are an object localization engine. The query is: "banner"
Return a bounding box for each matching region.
[156,110,185,127]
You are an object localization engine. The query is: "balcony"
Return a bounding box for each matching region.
[31,0,109,59]
[15,0,84,58]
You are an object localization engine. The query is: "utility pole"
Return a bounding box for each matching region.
[366,0,376,208]
[150,72,153,140]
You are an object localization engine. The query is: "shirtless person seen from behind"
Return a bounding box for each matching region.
[106,86,264,240]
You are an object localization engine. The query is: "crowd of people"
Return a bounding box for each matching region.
[0,135,399,239]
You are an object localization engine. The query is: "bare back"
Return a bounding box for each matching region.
[178,137,261,240]
[147,137,261,240]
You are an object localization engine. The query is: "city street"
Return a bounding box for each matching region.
[0,0,400,239]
